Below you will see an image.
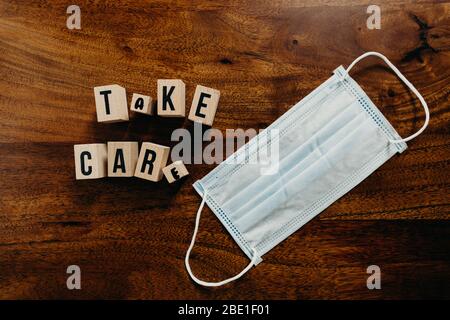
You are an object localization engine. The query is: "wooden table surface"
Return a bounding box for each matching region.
[0,0,449,299]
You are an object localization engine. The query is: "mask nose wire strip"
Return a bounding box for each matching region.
[345,51,429,144]
[185,191,259,287]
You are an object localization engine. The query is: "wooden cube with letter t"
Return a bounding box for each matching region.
[162,160,189,183]
[94,84,129,122]
[157,79,185,117]
[188,85,220,126]
[74,143,107,180]
[107,142,139,177]
[134,142,170,182]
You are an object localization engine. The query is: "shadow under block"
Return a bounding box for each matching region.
[157,79,185,117]
[107,142,139,177]
[162,160,189,183]
[134,142,170,182]
[130,93,153,115]
[188,85,220,126]
[94,84,129,123]
[74,143,107,180]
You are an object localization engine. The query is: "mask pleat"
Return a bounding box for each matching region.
[235,116,385,244]
[203,84,344,205]
[221,90,357,216]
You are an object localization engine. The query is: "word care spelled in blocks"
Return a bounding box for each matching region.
[107,142,139,177]
[157,79,186,117]
[74,143,108,180]
[134,142,170,182]
[162,160,189,183]
[130,93,153,115]
[188,85,220,126]
[94,84,129,123]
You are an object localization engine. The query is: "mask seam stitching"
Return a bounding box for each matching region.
[203,191,253,257]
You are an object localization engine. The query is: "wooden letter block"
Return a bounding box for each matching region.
[130,93,153,115]
[107,141,139,177]
[162,160,189,183]
[74,143,107,180]
[188,85,220,126]
[94,84,129,123]
[134,142,170,182]
[157,79,185,117]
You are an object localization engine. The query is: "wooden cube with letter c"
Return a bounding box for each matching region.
[162,160,189,183]
[188,85,220,126]
[134,142,170,182]
[157,79,185,117]
[74,143,107,180]
[94,84,129,122]
[107,141,139,177]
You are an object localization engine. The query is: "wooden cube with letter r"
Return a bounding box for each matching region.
[74,143,107,180]
[94,84,129,122]
[107,141,139,177]
[157,79,185,117]
[134,142,170,182]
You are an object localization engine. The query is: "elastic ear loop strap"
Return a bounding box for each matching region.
[185,191,259,287]
[345,51,430,144]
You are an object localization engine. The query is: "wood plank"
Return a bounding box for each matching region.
[0,0,448,299]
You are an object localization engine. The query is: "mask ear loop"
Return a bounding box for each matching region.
[185,190,260,287]
[345,51,430,144]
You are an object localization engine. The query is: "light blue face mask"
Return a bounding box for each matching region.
[185,52,430,287]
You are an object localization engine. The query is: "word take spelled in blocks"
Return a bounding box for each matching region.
[162,160,189,183]
[74,144,107,180]
[157,79,186,117]
[107,142,139,177]
[94,85,129,123]
[188,85,221,126]
[134,142,170,182]
[93,80,220,125]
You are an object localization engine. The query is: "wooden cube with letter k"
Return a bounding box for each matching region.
[157,79,185,117]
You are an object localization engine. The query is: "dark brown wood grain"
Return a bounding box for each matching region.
[0,0,449,299]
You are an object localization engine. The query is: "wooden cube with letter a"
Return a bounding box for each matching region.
[188,85,220,126]
[157,79,185,117]
[130,93,153,115]
[107,142,139,177]
[134,142,170,182]
[94,84,129,123]
[162,160,189,183]
[74,143,107,180]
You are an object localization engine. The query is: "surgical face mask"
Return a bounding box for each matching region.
[185,52,430,287]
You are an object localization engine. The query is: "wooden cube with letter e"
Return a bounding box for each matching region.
[157,79,185,117]
[74,143,107,180]
[107,141,139,177]
[94,84,129,122]
[162,160,189,183]
[188,85,220,126]
[134,142,170,182]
